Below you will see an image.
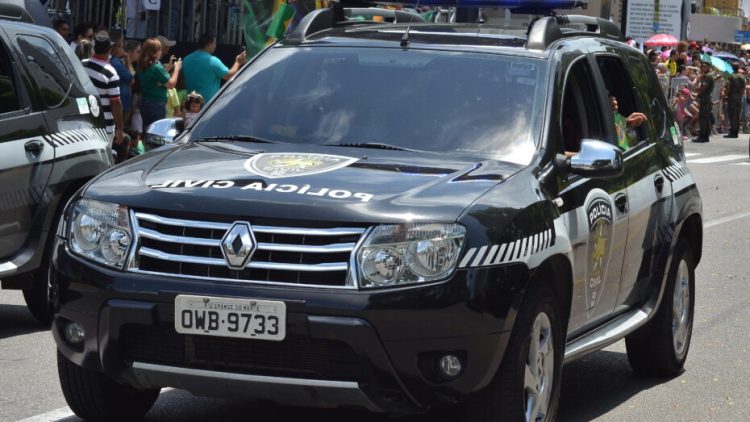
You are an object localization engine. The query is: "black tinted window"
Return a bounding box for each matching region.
[16,35,71,108]
[628,54,667,138]
[193,47,547,165]
[596,56,648,146]
[560,59,604,153]
[0,41,19,114]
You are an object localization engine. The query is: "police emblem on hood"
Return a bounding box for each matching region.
[244,153,358,179]
[584,189,615,313]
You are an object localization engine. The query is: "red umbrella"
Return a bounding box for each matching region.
[644,34,680,47]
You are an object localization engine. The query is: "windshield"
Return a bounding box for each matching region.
[192,46,547,165]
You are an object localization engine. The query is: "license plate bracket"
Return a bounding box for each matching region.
[174,295,286,341]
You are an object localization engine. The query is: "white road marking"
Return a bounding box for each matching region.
[705,211,750,229]
[684,152,701,157]
[16,407,74,422]
[733,161,750,165]
[688,154,748,164]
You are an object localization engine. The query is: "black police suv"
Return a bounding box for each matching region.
[51,5,702,421]
[0,18,112,323]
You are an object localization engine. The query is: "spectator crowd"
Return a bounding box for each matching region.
[52,14,750,161]
[637,38,750,143]
[52,19,247,163]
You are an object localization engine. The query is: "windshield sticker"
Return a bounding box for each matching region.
[76,97,90,115]
[88,95,100,117]
[509,62,535,75]
[244,153,358,179]
[670,122,680,145]
[149,180,373,203]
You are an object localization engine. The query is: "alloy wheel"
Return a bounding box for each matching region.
[524,312,554,422]
[672,259,691,356]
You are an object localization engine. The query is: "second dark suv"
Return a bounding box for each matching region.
[0,18,112,323]
[52,4,701,421]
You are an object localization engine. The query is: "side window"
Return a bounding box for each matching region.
[560,59,605,154]
[16,35,71,108]
[0,40,20,114]
[595,56,647,149]
[628,54,667,138]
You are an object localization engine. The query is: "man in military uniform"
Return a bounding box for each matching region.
[724,62,744,138]
[693,61,714,143]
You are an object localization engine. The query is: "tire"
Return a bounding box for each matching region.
[625,239,695,377]
[57,350,160,421]
[23,202,67,324]
[464,282,564,422]
[22,252,56,325]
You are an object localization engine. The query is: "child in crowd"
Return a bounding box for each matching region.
[183,91,204,126]
[672,88,694,136]
[74,39,92,61]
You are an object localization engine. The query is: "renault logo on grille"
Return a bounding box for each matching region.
[220,222,257,270]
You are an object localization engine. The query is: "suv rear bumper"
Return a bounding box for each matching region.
[52,241,528,414]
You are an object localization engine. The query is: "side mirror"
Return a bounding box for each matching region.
[144,118,185,148]
[555,139,623,178]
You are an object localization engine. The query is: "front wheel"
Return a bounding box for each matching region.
[464,282,563,422]
[626,239,695,376]
[57,351,160,421]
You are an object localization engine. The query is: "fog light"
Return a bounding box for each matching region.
[64,322,85,345]
[438,354,462,379]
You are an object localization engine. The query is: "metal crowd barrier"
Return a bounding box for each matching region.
[42,0,282,45]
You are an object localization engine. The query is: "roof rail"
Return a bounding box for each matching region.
[0,4,34,24]
[286,4,425,43]
[526,14,623,50]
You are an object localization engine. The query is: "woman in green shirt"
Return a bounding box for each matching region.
[136,38,181,146]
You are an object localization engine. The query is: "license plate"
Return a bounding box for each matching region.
[174,295,286,341]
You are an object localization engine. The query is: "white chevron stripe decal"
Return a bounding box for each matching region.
[459,227,555,268]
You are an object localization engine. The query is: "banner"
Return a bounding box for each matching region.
[626,0,682,41]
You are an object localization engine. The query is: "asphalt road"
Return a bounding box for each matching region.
[1,135,749,422]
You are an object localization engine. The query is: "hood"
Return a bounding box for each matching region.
[84,142,522,224]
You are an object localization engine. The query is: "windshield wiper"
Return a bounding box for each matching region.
[325,142,417,152]
[198,135,277,144]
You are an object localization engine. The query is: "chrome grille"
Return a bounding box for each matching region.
[129,211,366,288]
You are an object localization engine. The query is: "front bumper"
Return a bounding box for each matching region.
[131,362,381,411]
[52,240,529,414]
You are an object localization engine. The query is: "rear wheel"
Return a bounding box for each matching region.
[626,239,695,376]
[57,350,160,421]
[464,282,563,421]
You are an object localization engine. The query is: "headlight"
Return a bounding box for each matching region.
[356,224,466,288]
[69,198,132,269]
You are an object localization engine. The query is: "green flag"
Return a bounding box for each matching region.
[243,0,267,56]
[266,2,296,40]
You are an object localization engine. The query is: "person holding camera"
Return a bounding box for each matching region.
[82,31,127,160]
[182,34,247,101]
[136,38,181,147]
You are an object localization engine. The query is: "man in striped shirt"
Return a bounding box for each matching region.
[82,31,125,150]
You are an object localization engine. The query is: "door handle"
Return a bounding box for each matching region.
[24,140,45,155]
[654,175,665,193]
[615,194,628,214]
